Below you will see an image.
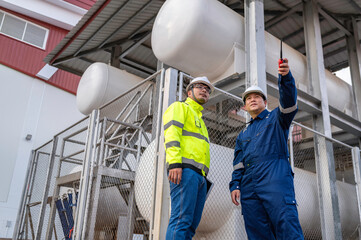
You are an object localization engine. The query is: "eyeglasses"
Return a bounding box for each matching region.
[193,84,211,94]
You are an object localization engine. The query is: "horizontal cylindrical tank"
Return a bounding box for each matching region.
[134,141,359,238]
[152,0,354,115]
[76,62,143,115]
[152,0,244,80]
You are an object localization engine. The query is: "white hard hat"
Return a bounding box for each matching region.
[186,76,214,93]
[242,85,267,102]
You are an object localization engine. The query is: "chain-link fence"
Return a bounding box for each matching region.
[291,122,360,240]
[14,116,90,240]
[15,141,53,239]
[14,67,361,240]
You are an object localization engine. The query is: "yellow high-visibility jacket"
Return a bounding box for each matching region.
[163,97,210,176]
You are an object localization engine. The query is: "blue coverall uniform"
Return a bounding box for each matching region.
[229,71,304,240]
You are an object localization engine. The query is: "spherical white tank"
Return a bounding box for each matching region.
[134,141,359,238]
[152,0,244,79]
[76,62,143,115]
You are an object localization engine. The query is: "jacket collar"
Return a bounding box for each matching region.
[186,97,204,113]
[251,108,269,121]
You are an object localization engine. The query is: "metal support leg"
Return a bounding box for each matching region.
[13,150,36,239]
[352,147,361,240]
[74,110,99,240]
[303,1,342,238]
[36,136,59,239]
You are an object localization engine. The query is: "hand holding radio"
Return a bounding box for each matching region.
[278,40,289,76]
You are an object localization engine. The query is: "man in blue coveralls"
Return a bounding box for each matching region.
[229,58,304,239]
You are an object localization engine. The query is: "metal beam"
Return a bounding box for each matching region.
[150,68,176,240]
[99,0,154,48]
[51,8,156,67]
[73,0,132,56]
[318,6,352,36]
[295,27,338,51]
[323,36,346,50]
[120,31,151,58]
[244,0,267,102]
[346,0,361,13]
[120,57,156,74]
[52,37,129,65]
[111,45,122,68]
[346,18,361,121]
[328,60,349,72]
[273,0,289,9]
[303,1,342,239]
[265,2,302,29]
[324,46,346,59]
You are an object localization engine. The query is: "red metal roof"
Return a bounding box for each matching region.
[0,7,82,94]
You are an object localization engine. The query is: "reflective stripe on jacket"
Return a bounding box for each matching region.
[229,71,298,192]
[163,97,210,176]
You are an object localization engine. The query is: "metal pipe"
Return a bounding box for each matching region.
[12,150,35,240]
[351,147,361,240]
[109,84,153,139]
[149,68,165,240]
[104,142,138,153]
[45,136,66,240]
[107,118,144,130]
[214,86,244,104]
[74,110,99,240]
[292,121,353,149]
[64,139,86,146]
[35,137,59,239]
[60,149,85,161]
[105,91,140,134]
[81,110,100,239]
[63,126,88,140]
[178,72,184,101]
[99,117,107,166]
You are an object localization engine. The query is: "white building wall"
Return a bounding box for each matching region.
[0,0,84,30]
[0,64,85,238]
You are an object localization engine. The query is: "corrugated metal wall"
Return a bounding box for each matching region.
[0,7,81,94]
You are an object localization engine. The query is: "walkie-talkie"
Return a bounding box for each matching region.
[278,39,283,68]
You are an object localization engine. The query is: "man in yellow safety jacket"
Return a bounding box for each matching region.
[163,76,213,240]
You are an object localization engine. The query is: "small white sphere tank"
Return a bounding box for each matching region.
[76,62,143,115]
[151,0,244,79]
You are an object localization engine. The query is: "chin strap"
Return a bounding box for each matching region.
[191,88,203,105]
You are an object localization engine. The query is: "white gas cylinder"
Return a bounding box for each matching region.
[76,62,143,115]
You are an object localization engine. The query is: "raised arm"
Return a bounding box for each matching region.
[278,58,298,128]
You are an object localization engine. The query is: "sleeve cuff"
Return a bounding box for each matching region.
[168,163,182,170]
[229,182,240,193]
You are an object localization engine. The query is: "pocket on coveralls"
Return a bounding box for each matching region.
[284,196,297,206]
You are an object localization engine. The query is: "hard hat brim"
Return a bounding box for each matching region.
[186,78,214,93]
[242,89,267,102]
